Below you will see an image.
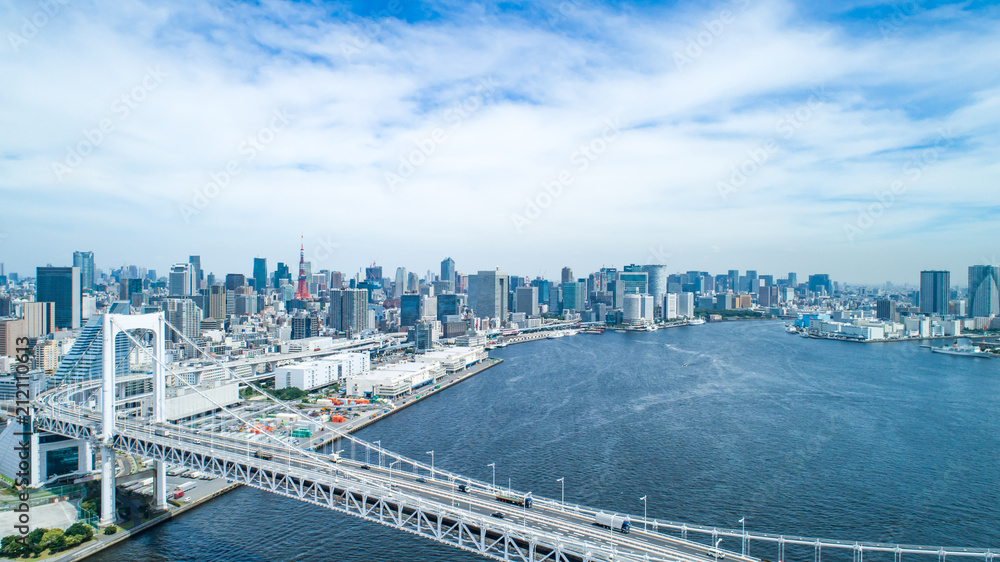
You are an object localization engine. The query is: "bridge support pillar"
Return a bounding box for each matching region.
[99,445,116,527]
[154,460,167,509]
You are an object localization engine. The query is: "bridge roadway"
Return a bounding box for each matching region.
[33,383,748,562]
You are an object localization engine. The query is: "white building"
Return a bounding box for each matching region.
[287,336,334,353]
[663,293,678,320]
[344,361,443,399]
[413,347,487,373]
[165,380,240,422]
[677,292,695,319]
[274,352,370,390]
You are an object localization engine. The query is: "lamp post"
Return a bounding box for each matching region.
[373,440,381,468]
[557,478,565,511]
[426,451,434,479]
[487,463,496,492]
[389,460,399,489]
[739,517,746,556]
[640,496,647,531]
[715,538,723,562]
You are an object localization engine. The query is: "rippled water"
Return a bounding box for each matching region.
[91,321,1000,561]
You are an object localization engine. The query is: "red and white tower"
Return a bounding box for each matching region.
[294,237,311,301]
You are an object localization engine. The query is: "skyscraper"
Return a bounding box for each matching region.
[641,265,668,303]
[164,298,202,343]
[441,258,456,287]
[225,273,246,291]
[746,270,759,294]
[561,267,574,285]
[562,281,586,312]
[968,265,1000,318]
[169,263,193,296]
[253,257,268,294]
[919,270,951,315]
[474,270,509,321]
[37,266,81,329]
[515,286,539,316]
[808,274,833,296]
[189,255,203,292]
[73,251,95,291]
[400,294,421,327]
[394,267,407,298]
[330,288,369,335]
[614,269,648,308]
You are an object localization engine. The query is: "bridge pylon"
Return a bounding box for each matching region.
[100,312,168,526]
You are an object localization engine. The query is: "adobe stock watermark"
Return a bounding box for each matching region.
[340,0,402,63]
[511,117,623,233]
[6,0,71,53]
[646,245,673,265]
[51,66,167,181]
[179,108,293,222]
[310,235,342,267]
[843,126,955,242]
[717,86,828,202]
[384,75,501,193]
[673,0,751,71]
[878,0,922,39]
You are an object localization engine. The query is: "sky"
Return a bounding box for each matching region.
[1,0,999,285]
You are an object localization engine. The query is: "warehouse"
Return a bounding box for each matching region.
[274,352,370,390]
[344,361,443,400]
[412,346,487,373]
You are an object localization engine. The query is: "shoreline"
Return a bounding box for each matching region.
[56,355,504,561]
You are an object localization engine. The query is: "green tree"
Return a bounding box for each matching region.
[103,526,118,535]
[1,535,29,558]
[65,523,94,540]
[41,528,65,552]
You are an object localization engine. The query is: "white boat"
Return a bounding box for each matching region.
[785,324,799,334]
[547,331,565,339]
[930,344,992,358]
[687,318,706,326]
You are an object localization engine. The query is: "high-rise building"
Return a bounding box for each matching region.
[208,285,228,320]
[0,318,26,357]
[473,270,509,321]
[515,286,539,316]
[169,263,193,296]
[274,262,291,288]
[677,292,695,318]
[441,258,456,287]
[641,265,668,303]
[400,294,421,327]
[530,278,551,305]
[614,269,648,308]
[73,251,95,291]
[37,266,81,329]
[189,255,203,292]
[436,293,461,321]
[21,302,55,338]
[394,267,407,299]
[225,273,246,291]
[746,270,759,294]
[876,299,897,321]
[164,298,202,343]
[788,272,798,287]
[253,257,268,294]
[561,267,574,285]
[968,265,1000,318]
[330,288,369,335]
[330,271,343,290]
[562,281,586,312]
[808,274,833,296]
[365,265,383,287]
[919,270,951,315]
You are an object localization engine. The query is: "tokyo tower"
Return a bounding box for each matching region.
[294,237,311,301]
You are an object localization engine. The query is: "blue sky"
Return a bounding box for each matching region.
[1,0,999,284]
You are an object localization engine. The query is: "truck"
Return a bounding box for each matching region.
[594,512,630,534]
[176,481,197,492]
[172,490,185,499]
[253,450,273,461]
[495,491,532,508]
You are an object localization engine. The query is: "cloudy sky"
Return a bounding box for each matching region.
[2,0,998,285]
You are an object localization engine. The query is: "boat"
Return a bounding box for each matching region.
[784,324,799,334]
[547,331,565,339]
[687,318,705,326]
[930,343,993,358]
[644,324,658,332]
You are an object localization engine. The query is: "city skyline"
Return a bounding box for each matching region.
[2,1,999,281]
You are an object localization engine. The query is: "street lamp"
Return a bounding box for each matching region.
[373,440,381,468]
[487,463,496,492]
[739,517,746,556]
[714,538,723,562]
[426,451,434,479]
[557,478,565,511]
[639,496,647,531]
[389,460,399,488]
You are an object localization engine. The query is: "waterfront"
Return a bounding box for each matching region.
[89,321,1000,561]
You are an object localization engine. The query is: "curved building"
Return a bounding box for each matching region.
[641,264,668,303]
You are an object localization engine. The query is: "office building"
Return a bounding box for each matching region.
[641,265,668,303]
[876,299,897,322]
[808,274,833,296]
[22,302,55,339]
[169,263,193,296]
[253,257,268,294]
[225,273,246,291]
[969,265,1000,317]
[677,292,695,318]
[515,286,539,316]
[561,267,574,285]
[473,270,509,321]
[37,266,81,329]
[919,270,951,315]
[0,319,26,357]
[663,293,678,320]
[436,293,461,321]
[72,251,95,291]
[400,294,421,327]
[746,270,759,294]
[274,262,291,288]
[441,258,456,287]
[614,269,648,308]
[562,281,586,312]
[394,267,407,298]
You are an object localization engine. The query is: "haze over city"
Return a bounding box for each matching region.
[2,0,999,282]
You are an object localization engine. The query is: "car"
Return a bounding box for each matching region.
[360,464,371,470]
[458,484,469,493]
[490,512,504,519]
[415,477,426,483]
